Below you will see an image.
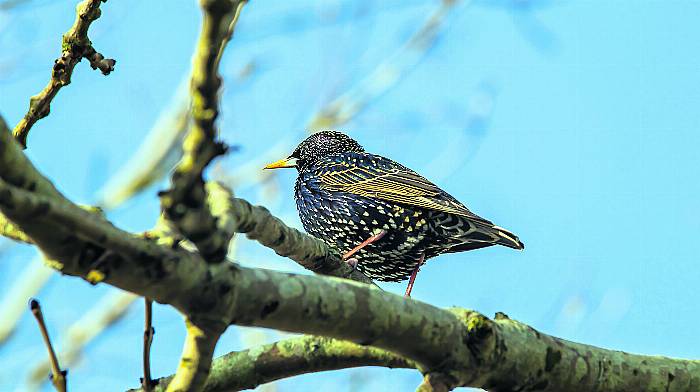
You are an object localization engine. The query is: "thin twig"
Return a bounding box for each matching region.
[142,298,156,391]
[29,298,67,392]
[13,0,115,148]
[26,291,137,390]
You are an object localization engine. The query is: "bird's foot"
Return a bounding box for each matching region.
[345,257,359,272]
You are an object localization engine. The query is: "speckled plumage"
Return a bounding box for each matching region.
[282,131,523,282]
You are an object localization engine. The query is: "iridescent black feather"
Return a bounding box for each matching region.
[289,130,523,282]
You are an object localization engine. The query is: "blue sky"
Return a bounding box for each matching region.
[1,0,699,390]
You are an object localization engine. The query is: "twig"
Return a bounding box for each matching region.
[142,298,156,391]
[160,0,247,263]
[29,299,67,392]
[13,0,115,148]
[0,75,185,348]
[97,0,249,210]
[26,290,137,389]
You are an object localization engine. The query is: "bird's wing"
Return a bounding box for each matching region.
[316,153,492,224]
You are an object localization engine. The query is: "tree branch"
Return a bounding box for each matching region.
[137,335,414,392]
[27,290,137,390]
[13,0,115,148]
[3,117,700,391]
[208,181,375,285]
[30,299,67,392]
[159,0,246,263]
[142,298,156,392]
[166,319,225,392]
[0,212,31,243]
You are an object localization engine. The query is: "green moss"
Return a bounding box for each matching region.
[278,277,304,299]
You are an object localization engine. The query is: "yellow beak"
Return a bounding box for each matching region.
[263,158,297,170]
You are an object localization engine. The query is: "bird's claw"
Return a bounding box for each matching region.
[345,257,359,272]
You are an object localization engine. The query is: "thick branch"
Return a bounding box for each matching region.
[140,335,414,392]
[210,182,374,285]
[159,0,246,263]
[13,0,115,148]
[3,117,700,391]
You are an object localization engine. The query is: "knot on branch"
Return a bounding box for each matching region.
[85,47,116,75]
[158,178,235,264]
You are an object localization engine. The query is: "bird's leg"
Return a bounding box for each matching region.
[404,254,425,298]
[342,230,387,260]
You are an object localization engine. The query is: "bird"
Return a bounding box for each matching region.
[264,130,523,297]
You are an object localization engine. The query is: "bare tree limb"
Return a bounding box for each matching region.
[29,299,67,392]
[159,0,246,263]
[208,182,374,285]
[136,335,414,392]
[13,0,115,148]
[26,290,137,389]
[166,319,226,392]
[3,117,700,391]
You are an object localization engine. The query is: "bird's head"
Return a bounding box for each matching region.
[264,130,364,172]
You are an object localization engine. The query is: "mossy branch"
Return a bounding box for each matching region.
[13,0,115,148]
[159,0,246,263]
[137,335,414,392]
[3,117,700,391]
[207,181,375,285]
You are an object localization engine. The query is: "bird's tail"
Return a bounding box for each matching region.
[443,221,524,253]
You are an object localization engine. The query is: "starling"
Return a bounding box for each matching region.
[264,130,523,296]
